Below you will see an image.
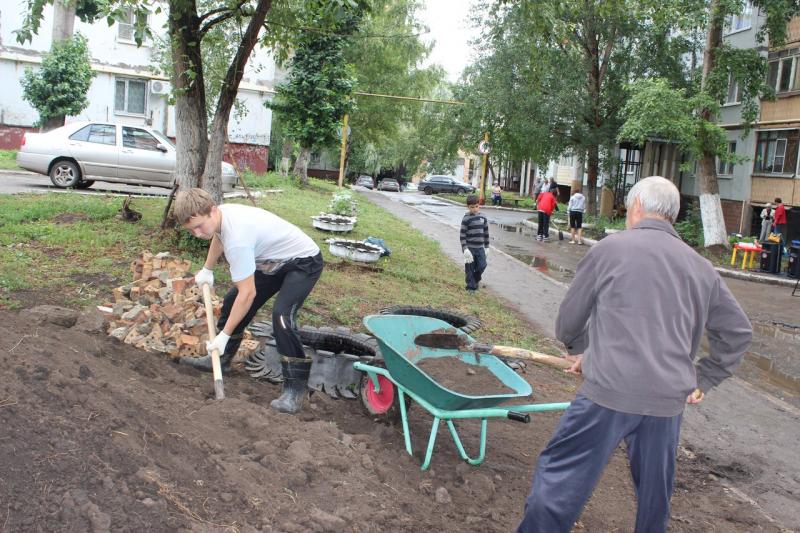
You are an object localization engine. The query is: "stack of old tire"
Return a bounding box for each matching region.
[244,306,482,420]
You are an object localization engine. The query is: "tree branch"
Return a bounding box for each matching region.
[199,0,248,36]
[598,25,617,87]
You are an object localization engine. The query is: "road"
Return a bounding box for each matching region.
[362,187,800,531]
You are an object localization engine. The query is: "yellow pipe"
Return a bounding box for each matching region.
[479,132,489,204]
[338,113,349,188]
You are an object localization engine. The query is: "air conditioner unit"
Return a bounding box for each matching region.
[150,80,171,95]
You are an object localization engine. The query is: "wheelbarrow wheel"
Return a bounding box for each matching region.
[359,362,410,423]
[379,305,482,334]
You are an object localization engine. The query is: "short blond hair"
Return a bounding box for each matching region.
[174,188,216,224]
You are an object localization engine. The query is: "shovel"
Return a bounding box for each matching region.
[414,332,573,370]
[201,283,225,400]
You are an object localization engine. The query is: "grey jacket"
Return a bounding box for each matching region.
[555,218,752,416]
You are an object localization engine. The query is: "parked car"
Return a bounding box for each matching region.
[355,175,374,189]
[16,121,239,192]
[377,178,401,192]
[403,182,419,192]
[418,175,475,195]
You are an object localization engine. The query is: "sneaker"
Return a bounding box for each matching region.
[578,241,584,245]
[569,240,576,244]
[536,235,543,241]
[543,237,550,242]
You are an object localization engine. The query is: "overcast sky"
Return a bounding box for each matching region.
[418,0,476,82]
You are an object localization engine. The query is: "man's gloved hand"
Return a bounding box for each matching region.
[484,247,491,262]
[206,331,230,355]
[463,248,474,264]
[194,267,214,287]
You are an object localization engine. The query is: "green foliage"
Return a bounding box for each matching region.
[268,2,365,152]
[0,150,20,170]
[674,201,704,247]
[21,34,95,126]
[327,191,357,216]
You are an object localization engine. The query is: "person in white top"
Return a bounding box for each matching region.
[174,188,323,413]
[568,187,586,245]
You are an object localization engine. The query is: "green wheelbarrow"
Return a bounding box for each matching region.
[355,314,570,470]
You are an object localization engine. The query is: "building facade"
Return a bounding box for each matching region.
[0,2,275,172]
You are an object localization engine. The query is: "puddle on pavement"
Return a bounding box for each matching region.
[502,245,574,283]
[498,223,536,237]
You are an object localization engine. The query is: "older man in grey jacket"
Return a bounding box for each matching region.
[517,176,752,533]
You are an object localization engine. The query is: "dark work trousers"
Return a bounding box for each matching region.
[537,211,551,238]
[517,395,682,533]
[216,253,323,359]
[464,246,487,291]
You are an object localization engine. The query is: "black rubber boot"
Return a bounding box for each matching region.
[178,334,242,373]
[270,357,311,413]
[178,352,234,373]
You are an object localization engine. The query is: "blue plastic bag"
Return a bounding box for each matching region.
[364,236,391,257]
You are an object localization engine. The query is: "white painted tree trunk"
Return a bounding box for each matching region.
[293,146,310,185]
[280,141,292,175]
[699,193,729,247]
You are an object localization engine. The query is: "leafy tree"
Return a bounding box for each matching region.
[622,0,800,247]
[21,34,95,129]
[456,0,697,212]
[267,1,366,184]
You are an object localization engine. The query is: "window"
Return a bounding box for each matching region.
[115,78,147,115]
[725,74,742,104]
[754,130,799,175]
[122,127,160,151]
[766,49,800,94]
[117,8,134,42]
[70,124,116,145]
[559,154,574,167]
[718,141,737,175]
[725,1,753,33]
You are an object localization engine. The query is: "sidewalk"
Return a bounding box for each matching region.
[361,189,800,530]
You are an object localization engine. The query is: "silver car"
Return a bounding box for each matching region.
[16,121,239,192]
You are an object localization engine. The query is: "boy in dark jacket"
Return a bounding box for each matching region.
[460,195,490,292]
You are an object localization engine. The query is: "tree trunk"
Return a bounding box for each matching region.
[586,145,599,215]
[280,141,292,175]
[293,146,311,185]
[202,0,273,203]
[169,0,208,192]
[697,0,729,248]
[44,0,77,131]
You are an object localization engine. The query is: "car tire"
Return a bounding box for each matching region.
[75,180,95,189]
[49,160,81,188]
[379,305,483,334]
[423,187,433,195]
[456,188,466,195]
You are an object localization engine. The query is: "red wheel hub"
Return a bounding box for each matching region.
[364,375,395,414]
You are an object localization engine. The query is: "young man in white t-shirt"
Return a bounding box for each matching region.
[173,188,324,413]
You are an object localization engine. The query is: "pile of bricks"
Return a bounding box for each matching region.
[105,251,258,359]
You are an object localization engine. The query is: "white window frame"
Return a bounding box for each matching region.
[724,73,742,105]
[114,77,148,117]
[768,55,800,94]
[724,1,753,35]
[718,141,736,176]
[117,8,135,43]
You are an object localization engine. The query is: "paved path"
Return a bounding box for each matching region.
[360,188,800,530]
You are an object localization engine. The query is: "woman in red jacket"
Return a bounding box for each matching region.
[536,190,557,242]
[773,197,787,254]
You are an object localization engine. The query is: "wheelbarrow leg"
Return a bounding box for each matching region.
[398,389,413,456]
[421,416,442,471]
[446,418,488,466]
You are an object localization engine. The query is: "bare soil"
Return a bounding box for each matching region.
[0,304,783,532]
[416,356,514,396]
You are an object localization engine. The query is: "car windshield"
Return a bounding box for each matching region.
[152,130,175,148]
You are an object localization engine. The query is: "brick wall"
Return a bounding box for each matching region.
[720,198,744,233]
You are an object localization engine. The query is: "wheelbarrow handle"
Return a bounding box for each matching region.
[486,345,574,370]
[507,411,531,423]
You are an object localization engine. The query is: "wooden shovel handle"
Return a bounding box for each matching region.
[201,283,225,400]
[488,345,574,370]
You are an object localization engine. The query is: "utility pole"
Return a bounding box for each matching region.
[337,113,350,187]
[478,132,490,205]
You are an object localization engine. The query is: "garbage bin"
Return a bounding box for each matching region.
[760,241,782,274]
[789,245,800,278]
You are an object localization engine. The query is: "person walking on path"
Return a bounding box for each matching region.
[532,177,544,198]
[460,195,490,292]
[759,203,774,243]
[174,188,324,414]
[547,177,558,194]
[568,187,586,245]
[536,189,557,242]
[516,176,752,533]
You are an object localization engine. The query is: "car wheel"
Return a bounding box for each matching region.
[456,188,466,195]
[75,180,95,189]
[49,160,81,188]
[423,187,433,195]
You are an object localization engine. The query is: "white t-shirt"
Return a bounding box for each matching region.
[218,204,320,282]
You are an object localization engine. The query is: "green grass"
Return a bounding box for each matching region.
[0,149,20,170]
[0,173,557,352]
